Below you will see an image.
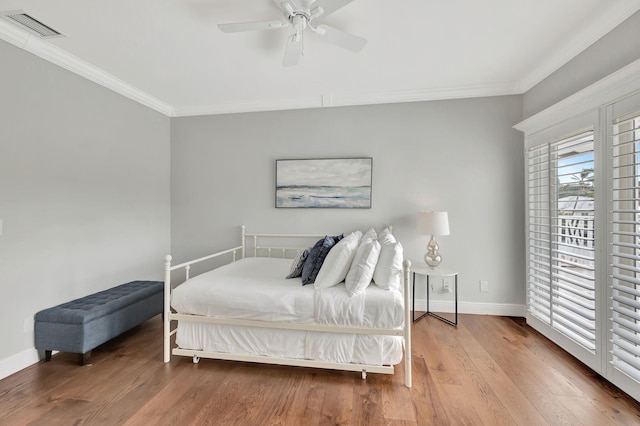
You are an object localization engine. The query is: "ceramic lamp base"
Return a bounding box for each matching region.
[424,235,442,268]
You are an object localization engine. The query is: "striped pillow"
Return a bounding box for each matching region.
[286,248,310,279]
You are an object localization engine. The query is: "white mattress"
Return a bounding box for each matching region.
[171,257,404,328]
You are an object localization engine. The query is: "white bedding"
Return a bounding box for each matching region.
[175,323,404,365]
[171,257,404,328]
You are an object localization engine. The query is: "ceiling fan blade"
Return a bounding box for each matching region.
[316,24,366,52]
[283,33,302,67]
[273,0,298,15]
[218,20,288,33]
[309,0,354,19]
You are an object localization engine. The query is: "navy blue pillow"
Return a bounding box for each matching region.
[301,235,343,285]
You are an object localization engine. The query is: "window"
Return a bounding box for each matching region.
[518,60,640,402]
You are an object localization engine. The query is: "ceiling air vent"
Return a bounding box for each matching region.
[1,10,64,38]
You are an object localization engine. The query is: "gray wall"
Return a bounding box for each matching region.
[523,10,640,118]
[0,40,171,362]
[171,96,525,308]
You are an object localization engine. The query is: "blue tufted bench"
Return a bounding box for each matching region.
[34,280,163,365]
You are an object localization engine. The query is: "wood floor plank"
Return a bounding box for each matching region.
[460,316,587,425]
[351,381,384,425]
[414,320,463,386]
[417,317,517,425]
[122,361,203,425]
[284,371,324,425]
[453,319,549,426]
[408,355,451,425]
[317,371,353,425]
[381,381,415,422]
[1,314,639,425]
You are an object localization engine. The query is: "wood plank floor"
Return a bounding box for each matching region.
[1,314,639,425]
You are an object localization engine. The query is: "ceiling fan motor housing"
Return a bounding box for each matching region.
[289,13,309,31]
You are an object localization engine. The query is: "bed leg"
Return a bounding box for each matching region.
[403,259,413,388]
[164,255,172,363]
[192,355,200,364]
[44,350,52,362]
[361,369,367,380]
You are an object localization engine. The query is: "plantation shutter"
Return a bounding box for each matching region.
[550,132,596,351]
[610,109,640,383]
[527,144,551,324]
[527,130,596,354]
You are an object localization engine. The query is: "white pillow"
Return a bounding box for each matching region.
[314,231,362,288]
[377,227,395,244]
[373,240,404,290]
[345,238,381,296]
[362,227,377,242]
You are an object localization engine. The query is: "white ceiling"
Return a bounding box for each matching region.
[1,0,639,117]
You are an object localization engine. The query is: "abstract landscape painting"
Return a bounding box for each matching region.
[276,158,372,208]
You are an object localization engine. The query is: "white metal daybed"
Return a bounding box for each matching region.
[163,226,412,387]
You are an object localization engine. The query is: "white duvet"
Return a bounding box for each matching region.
[171,257,404,328]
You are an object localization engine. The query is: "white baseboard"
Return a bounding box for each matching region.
[0,347,40,381]
[414,299,526,317]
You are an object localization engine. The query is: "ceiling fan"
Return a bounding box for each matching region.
[218,0,367,66]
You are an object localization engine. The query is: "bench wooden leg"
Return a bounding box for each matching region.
[79,351,91,366]
[44,350,52,362]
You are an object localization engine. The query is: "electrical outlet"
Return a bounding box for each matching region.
[443,277,453,291]
[480,280,489,292]
[23,317,34,333]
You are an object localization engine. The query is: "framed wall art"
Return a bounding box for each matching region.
[276,158,372,208]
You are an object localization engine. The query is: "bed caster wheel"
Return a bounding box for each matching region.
[192,355,200,364]
[361,369,367,380]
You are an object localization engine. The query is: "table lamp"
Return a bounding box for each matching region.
[418,210,450,268]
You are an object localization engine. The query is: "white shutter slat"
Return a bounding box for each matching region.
[612,282,640,297]
[613,315,640,334]
[613,326,640,350]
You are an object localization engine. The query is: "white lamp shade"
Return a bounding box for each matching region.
[418,211,450,236]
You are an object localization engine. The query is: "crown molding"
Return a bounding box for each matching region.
[172,96,323,117]
[0,20,174,117]
[516,0,640,93]
[327,82,520,108]
[172,82,520,117]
